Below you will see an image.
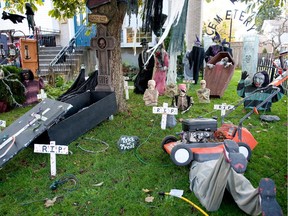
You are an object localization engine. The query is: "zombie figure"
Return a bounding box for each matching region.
[20,69,44,106]
[237,71,284,111]
[204,31,223,63]
[134,39,155,94]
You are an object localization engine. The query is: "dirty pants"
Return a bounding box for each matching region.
[189,154,261,215]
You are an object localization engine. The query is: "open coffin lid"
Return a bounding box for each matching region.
[0,99,72,168]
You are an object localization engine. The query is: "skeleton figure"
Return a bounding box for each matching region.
[172,84,194,114]
[197,80,210,103]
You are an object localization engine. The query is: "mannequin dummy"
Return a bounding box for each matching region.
[143,79,159,106]
[197,80,210,103]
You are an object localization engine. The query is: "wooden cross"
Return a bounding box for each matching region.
[37,89,47,100]
[0,120,6,132]
[34,141,69,177]
[91,24,115,91]
[153,103,178,130]
[214,103,234,117]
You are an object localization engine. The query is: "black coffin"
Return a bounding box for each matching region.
[42,91,117,145]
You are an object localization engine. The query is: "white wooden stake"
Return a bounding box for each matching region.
[34,141,68,177]
[124,77,129,100]
[153,103,178,130]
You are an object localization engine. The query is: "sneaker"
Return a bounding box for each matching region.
[223,139,248,173]
[259,178,283,216]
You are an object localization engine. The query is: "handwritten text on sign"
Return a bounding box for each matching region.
[117,136,139,152]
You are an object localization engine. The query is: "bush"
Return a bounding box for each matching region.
[0,66,25,108]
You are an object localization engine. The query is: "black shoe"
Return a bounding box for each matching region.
[223,139,247,173]
[259,178,283,216]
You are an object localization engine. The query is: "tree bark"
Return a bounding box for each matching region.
[92,1,128,112]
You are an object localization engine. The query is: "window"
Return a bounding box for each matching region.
[126,27,152,44]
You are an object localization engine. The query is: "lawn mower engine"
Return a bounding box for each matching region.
[181,118,218,143]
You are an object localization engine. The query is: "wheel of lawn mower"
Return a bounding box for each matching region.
[161,135,178,152]
[170,144,193,166]
[238,142,252,161]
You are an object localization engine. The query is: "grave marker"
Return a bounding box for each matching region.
[91,24,115,91]
[34,141,68,177]
[37,89,47,100]
[0,120,6,132]
[153,103,178,130]
[123,76,129,100]
[214,103,234,122]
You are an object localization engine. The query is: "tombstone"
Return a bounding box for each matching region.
[91,24,115,91]
[242,35,259,78]
[152,103,178,130]
[34,141,69,177]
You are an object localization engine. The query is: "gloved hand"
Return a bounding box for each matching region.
[241,71,249,80]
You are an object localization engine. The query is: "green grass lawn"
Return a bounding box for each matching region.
[0,69,287,216]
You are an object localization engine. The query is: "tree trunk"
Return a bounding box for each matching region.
[92,1,128,112]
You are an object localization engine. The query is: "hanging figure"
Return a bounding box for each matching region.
[237,70,284,111]
[25,3,36,34]
[134,39,155,94]
[188,35,205,84]
[153,43,169,96]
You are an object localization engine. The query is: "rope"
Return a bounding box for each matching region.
[76,137,109,153]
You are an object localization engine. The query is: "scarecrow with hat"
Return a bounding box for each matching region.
[134,38,155,94]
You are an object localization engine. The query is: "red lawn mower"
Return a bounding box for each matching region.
[162,71,287,166]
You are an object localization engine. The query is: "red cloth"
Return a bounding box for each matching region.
[153,50,169,95]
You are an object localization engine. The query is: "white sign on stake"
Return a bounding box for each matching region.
[214,103,234,116]
[123,76,129,100]
[37,89,47,100]
[0,120,6,128]
[34,141,68,177]
[153,102,178,130]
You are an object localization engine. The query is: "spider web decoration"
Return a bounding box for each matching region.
[167,0,189,84]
